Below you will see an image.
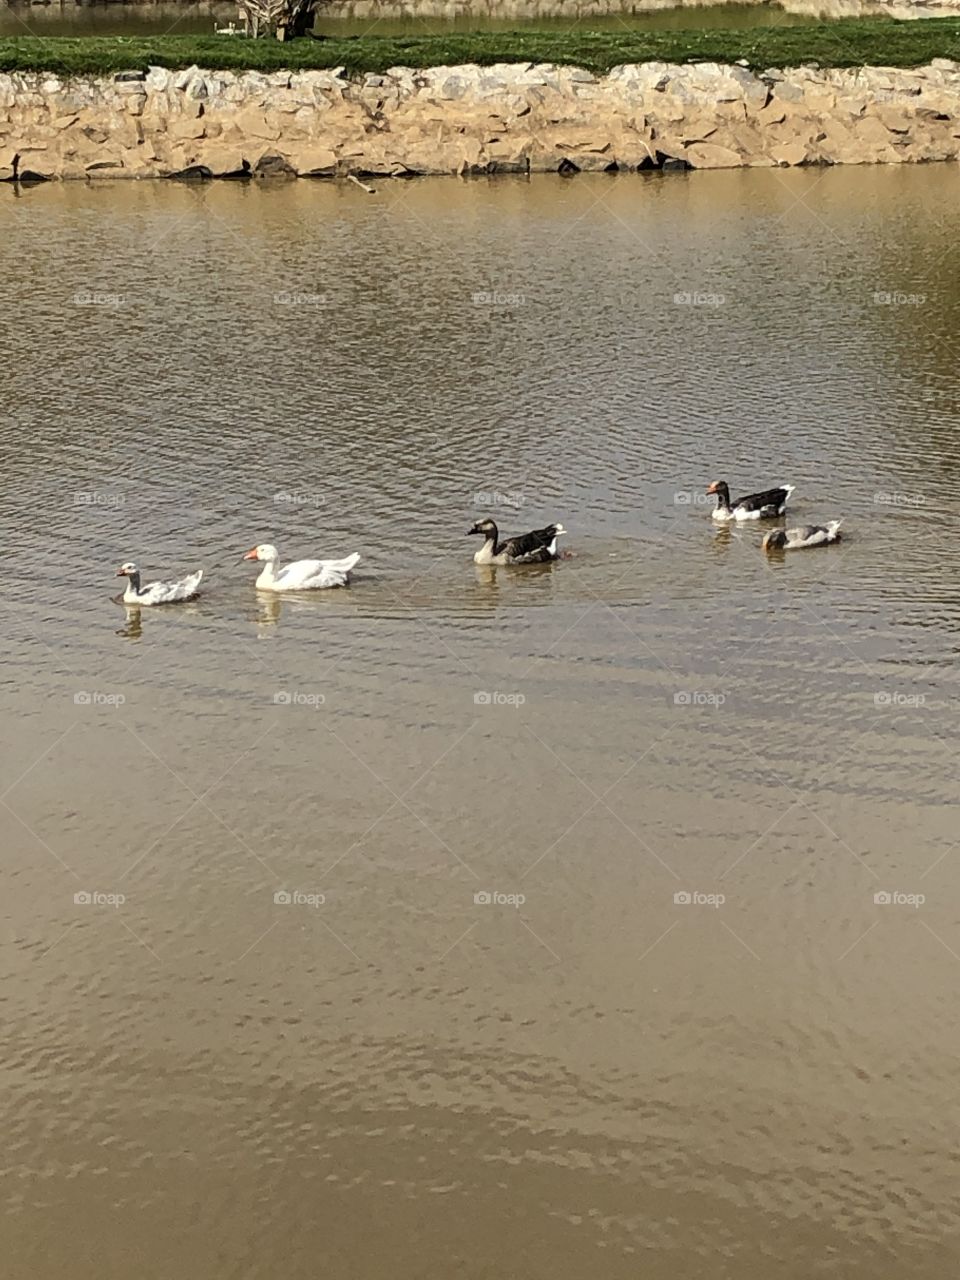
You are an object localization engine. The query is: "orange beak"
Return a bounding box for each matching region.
[115,567,127,577]
[705,482,719,495]
[242,548,259,561]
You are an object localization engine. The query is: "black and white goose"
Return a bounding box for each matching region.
[763,521,842,551]
[706,479,795,522]
[467,518,566,565]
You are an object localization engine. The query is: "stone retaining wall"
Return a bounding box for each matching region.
[4,59,960,181]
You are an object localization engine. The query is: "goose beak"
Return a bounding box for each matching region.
[466,525,479,536]
[242,548,259,561]
[705,482,719,495]
[115,567,127,577]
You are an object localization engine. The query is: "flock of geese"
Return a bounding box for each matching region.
[114,479,841,606]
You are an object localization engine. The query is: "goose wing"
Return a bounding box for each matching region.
[785,521,842,548]
[277,553,360,590]
[501,524,565,563]
[140,569,203,604]
[734,484,795,514]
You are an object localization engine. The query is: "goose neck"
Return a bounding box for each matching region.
[256,554,280,586]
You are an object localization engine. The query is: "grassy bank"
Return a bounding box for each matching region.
[2,20,960,76]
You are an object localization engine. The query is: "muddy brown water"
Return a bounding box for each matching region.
[2,167,960,1278]
[0,0,816,37]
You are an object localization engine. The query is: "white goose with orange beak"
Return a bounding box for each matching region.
[242,544,360,591]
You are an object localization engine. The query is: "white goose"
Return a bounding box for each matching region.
[115,561,203,605]
[243,543,360,591]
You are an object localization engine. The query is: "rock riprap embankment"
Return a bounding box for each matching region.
[3,60,960,180]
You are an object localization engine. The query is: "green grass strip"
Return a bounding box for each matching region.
[2,20,960,77]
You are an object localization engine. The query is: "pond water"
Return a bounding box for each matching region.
[2,166,960,1278]
[0,0,825,38]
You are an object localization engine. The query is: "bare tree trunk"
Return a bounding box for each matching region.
[236,0,320,40]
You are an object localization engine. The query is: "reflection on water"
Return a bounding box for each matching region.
[116,602,143,637]
[0,0,834,37]
[2,0,954,38]
[3,167,960,1278]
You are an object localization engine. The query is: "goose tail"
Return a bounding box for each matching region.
[328,552,361,574]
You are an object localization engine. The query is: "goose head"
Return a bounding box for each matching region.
[115,561,138,578]
[467,519,498,541]
[705,480,730,506]
[762,530,788,551]
[243,544,279,563]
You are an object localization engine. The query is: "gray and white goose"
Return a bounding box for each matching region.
[467,518,566,565]
[763,521,842,551]
[115,561,203,604]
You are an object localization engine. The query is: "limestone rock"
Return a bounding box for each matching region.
[653,137,689,166]
[855,115,897,146]
[0,58,958,181]
[169,117,205,141]
[230,108,281,141]
[770,141,809,166]
[283,145,338,176]
[145,67,171,92]
[681,118,718,145]
[254,152,296,179]
[193,147,251,178]
[755,101,787,126]
[685,141,743,169]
